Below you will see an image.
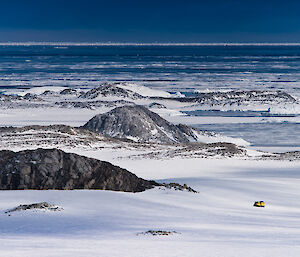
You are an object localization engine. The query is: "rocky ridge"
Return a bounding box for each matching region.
[79,82,144,100]
[0,148,157,192]
[0,125,140,151]
[0,125,249,160]
[1,84,299,113]
[176,90,297,105]
[55,99,134,109]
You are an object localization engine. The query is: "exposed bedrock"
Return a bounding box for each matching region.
[0,148,157,192]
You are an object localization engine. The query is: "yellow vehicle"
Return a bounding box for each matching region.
[253,201,265,207]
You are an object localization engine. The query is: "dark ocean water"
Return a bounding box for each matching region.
[0,45,300,96]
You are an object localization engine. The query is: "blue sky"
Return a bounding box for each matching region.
[0,0,300,42]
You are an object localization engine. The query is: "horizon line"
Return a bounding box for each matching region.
[1,42,300,46]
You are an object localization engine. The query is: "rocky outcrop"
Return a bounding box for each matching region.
[260,151,300,161]
[82,105,194,144]
[5,202,63,213]
[41,90,58,96]
[194,90,297,104]
[0,148,157,192]
[55,99,134,109]
[0,94,22,102]
[172,90,297,105]
[80,82,144,100]
[160,183,198,193]
[23,93,40,101]
[59,88,78,95]
[0,93,42,105]
[149,102,167,109]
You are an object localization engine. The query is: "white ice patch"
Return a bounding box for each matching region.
[171,92,186,98]
[150,128,158,135]
[117,83,171,98]
[126,136,140,142]
[151,108,186,117]
[192,129,250,147]
[198,134,250,147]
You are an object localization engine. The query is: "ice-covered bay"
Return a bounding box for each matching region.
[193,122,300,152]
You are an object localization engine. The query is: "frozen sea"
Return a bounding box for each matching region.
[0,44,300,95]
[0,44,299,151]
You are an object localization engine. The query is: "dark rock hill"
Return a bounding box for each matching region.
[82,105,202,144]
[80,82,144,100]
[163,90,297,105]
[195,90,296,104]
[0,148,156,192]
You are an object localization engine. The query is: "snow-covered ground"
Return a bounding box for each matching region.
[1,82,300,152]
[1,158,300,257]
[1,82,300,256]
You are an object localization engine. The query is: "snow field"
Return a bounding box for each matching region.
[0,158,300,256]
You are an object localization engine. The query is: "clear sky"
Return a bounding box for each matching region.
[1,0,300,43]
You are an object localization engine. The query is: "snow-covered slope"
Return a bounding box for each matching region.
[177,124,250,146]
[1,158,300,257]
[117,82,171,98]
[0,84,299,257]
